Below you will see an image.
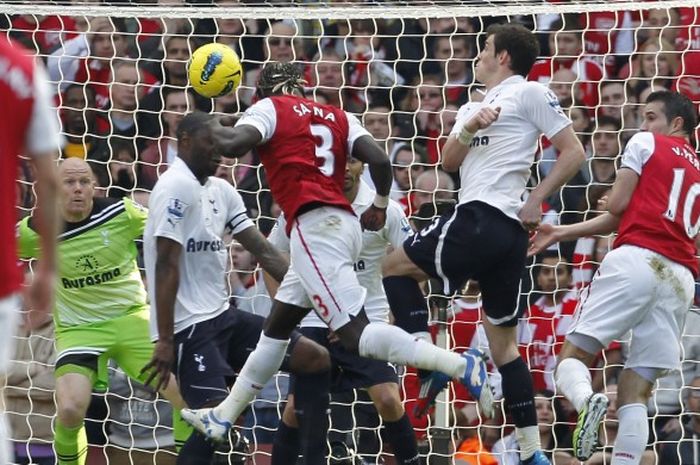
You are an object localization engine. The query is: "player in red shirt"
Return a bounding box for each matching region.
[180,62,484,453]
[0,37,59,464]
[530,90,700,463]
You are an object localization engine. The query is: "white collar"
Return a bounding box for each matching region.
[485,74,526,96]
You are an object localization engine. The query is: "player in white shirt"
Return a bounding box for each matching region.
[141,112,332,465]
[268,157,419,465]
[381,23,586,465]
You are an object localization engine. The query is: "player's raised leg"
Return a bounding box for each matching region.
[183,208,492,439]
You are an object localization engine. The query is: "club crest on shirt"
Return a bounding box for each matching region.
[167,198,187,227]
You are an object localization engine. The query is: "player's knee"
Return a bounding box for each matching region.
[370,386,404,422]
[56,398,89,427]
[290,337,330,374]
[381,253,398,277]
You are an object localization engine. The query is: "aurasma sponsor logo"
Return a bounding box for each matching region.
[62,268,121,288]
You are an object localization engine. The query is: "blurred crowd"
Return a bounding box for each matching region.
[5,1,700,464]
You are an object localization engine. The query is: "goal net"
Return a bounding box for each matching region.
[5,1,700,464]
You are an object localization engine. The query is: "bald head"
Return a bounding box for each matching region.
[59,157,93,177]
[59,157,96,222]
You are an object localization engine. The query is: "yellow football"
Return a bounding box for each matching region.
[188,43,243,98]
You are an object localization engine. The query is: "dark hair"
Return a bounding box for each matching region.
[549,13,583,34]
[176,111,215,141]
[595,115,622,132]
[646,90,698,136]
[64,83,96,104]
[534,390,570,451]
[257,61,306,98]
[536,251,572,274]
[486,23,540,77]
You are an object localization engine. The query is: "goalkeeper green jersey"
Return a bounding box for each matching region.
[18,197,149,329]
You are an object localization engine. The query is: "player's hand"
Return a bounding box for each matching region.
[141,339,174,392]
[597,195,609,211]
[518,196,543,232]
[527,223,560,256]
[464,106,501,133]
[361,205,387,231]
[24,264,55,331]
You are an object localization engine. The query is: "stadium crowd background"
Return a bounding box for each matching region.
[5,1,700,464]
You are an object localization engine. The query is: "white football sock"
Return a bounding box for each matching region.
[358,322,466,379]
[555,358,593,412]
[516,425,541,461]
[611,403,648,465]
[214,333,290,422]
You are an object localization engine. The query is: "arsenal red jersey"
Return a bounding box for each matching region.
[615,132,700,277]
[236,95,369,233]
[0,38,61,298]
[518,291,578,391]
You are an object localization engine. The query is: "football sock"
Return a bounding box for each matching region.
[177,432,215,465]
[271,421,300,465]
[383,276,429,335]
[499,357,539,461]
[294,370,330,465]
[54,421,87,465]
[214,333,290,422]
[172,408,193,452]
[555,357,593,412]
[358,322,466,378]
[612,404,648,465]
[385,414,420,465]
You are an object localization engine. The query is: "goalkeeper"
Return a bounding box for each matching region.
[17,158,186,465]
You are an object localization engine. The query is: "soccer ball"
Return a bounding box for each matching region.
[188,43,243,98]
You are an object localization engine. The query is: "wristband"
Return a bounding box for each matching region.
[457,127,475,146]
[373,195,389,209]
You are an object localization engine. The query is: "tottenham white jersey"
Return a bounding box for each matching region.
[269,180,412,327]
[450,75,571,221]
[144,157,255,339]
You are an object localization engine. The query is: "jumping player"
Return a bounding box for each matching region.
[268,156,419,465]
[380,23,586,465]
[181,62,487,443]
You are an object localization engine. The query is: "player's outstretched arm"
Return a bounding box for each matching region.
[528,169,638,255]
[234,226,289,283]
[352,135,392,231]
[520,126,586,230]
[210,118,262,158]
[142,236,182,391]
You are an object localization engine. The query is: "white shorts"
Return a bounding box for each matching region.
[0,293,20,373]
[275,207,366,331]
[569,245,695,372]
